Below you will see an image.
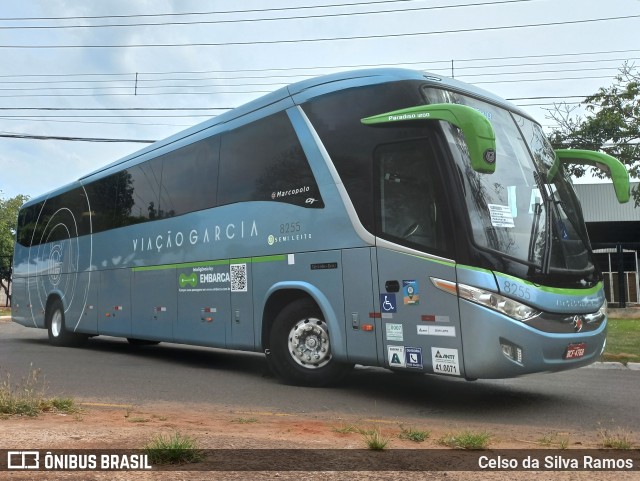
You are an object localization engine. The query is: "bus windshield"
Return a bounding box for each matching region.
[423,87,596,279]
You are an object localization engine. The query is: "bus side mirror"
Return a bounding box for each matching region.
[361,103,497,174]
[554,149,630,204]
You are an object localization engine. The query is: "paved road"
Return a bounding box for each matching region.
[2,320,639,431]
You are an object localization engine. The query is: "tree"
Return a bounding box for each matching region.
[0,193,29,306]
[547,63,640,205]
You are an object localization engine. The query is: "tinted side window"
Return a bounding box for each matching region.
[123,156,163,223]
[84,136,220,233]
[160,136,219,217]
[85,171,133,232]
[17,202,43,247]
[218,111,323,208]
[375,138,454,258]
[302,80,425,232]
[17,188,91,247]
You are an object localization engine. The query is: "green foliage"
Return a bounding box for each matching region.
[0,193,28,305]
[0,365,77,417]
[362,428,390,450]
[601,319,640,364]
[332,424,360,434]
[398,425,431,442]
[547,63,640,204]
[598,429,634,449]
[438,430,491,449]
[0,193,28,257]
[230,417,258,424]
[143,432,204,465]
[537,432,571,449]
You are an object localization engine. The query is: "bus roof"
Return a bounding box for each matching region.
[25,68,528,207]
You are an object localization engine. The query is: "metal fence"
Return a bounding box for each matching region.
[593,243,640,308]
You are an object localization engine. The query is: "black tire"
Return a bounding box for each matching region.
[127,338,161,346]
[47,298,87,347]
[267,299,353,386]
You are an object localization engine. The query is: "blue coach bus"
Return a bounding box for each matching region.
[12,68,629,386]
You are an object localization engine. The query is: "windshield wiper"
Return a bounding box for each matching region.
[526,173,553,274]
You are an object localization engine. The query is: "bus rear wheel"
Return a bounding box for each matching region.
[267,299,352,386]
[47,299,87,347]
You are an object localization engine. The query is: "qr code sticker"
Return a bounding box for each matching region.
[230,263,248,292]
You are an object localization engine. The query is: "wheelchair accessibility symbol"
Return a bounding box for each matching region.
[380,294,397,313]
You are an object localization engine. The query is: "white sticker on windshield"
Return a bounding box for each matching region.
[529,188,542,214]
[488,204,515,228]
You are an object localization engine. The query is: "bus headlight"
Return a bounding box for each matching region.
[458,283,540,321]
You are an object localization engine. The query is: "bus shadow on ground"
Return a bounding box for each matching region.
[19,334,562,422]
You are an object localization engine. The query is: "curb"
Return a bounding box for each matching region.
[585,362,639,370]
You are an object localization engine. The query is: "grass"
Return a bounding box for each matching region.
[230,417,258,424]
[143,432,204,465]
[601,319,640,364]
[0,307,10,317]
[398,425,430,443]
[362,428,390,450]
[0,365,78,417]
[332,424,360,434]
[438,430,491,450]
[537,432,570,449]
[128,417,151,423]
[598,429,634,449]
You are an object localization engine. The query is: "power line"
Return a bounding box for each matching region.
[0,0,531,22]
[0,1,535,29]
[0,60,633,87]
[506,95,589,100]
[475,74,615,85]
[0,71,619,95]
[0,132,155,143]
[514,101,582,106]
[0,73,617,98]
[0,49,637,80]
[0,91,272,98]
[1,15,638,49]
[0,107,231,111]
[0,117,194,127]
[0,114,215,118]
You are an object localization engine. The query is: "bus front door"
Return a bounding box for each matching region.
[376,248,464,378]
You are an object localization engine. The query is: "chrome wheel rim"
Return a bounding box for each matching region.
[51,310,62,338]
[287,317,331,369]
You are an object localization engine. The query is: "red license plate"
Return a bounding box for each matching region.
[564,343,586,360]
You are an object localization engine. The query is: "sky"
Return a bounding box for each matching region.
[0,0,639,200]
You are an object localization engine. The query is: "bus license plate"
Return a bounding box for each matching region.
[564,343,586,360]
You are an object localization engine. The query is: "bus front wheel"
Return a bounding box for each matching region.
[47,299,87,347]
[267,299,352,386]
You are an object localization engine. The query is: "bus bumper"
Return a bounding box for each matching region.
[459,300,607,379]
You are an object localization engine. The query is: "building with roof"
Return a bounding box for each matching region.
[574,182,639,306]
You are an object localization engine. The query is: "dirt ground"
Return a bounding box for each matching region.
[1,400,638,481]
[1,315,637,479]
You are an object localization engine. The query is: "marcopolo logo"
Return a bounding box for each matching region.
[271,186,310,200]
